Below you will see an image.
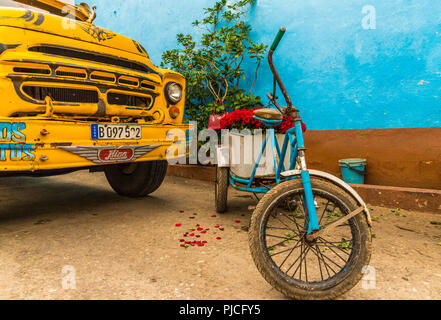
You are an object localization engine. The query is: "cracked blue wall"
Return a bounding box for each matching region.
[89,0,441,130]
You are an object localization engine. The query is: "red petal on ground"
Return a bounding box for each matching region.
[197,228,203,231]
[201,231,207,234]
[180,239,185,242]
[196,235,201,238]
[179,210,184,213]
[211,215,217,218]
[189,233,195,237]
[196,224,200,227]
[189,217,195,219]
[180,244,185,247]
[175,224,182,227]
[203,241,208,244]
[234,220,241,223]
[216,237,222,240]
[219,228,224,231]
[215,226,219,228]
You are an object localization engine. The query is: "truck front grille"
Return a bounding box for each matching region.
[22,86,99,104]
[108,92,150,107]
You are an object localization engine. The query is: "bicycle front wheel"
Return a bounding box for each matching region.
[249,177,372,300]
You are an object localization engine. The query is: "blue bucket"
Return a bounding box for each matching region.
[339,158,367,184]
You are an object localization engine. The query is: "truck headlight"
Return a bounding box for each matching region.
[165,82,183,105]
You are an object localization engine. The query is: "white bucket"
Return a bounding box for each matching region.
[223,132,292,179]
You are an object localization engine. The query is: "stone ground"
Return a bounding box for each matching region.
[0,171,440,300]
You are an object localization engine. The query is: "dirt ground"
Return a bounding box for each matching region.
[0,171,440,300]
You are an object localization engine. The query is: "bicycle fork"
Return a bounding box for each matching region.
[294,121,320,234]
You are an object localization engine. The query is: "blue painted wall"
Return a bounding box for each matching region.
[89,0,441,130]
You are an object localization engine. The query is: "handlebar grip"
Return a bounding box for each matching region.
[270,27,286,51]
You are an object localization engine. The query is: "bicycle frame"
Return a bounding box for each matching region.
[229,27,320,234]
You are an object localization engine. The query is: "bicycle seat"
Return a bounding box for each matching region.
[253,108,283,121]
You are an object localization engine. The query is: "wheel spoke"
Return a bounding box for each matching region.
[270,247,296,257]
[268,237,295,249]
[316,247,344,270]
[285,243,307,275]
[292,244,311,279]
[317,237,352,256]
[286,199,306,233]
[304,245,308,282]
[315,244,324,281]
[266,226,295,231]
[318,200,330,226]
[266,233,299,241]
[310,245,335,276]
[278,238,302,268]
[272,213,298,234]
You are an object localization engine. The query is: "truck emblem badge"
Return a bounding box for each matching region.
[59,145,160,163]
[75,22,116,42]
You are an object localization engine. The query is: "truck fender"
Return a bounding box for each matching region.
[281,169,373,227]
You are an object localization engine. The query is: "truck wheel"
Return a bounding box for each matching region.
[104,160,168,197]
[215,166,229,213]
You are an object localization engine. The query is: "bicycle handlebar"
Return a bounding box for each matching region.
[270,27,286,51]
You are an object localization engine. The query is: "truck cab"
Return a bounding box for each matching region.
[0,0,188,196]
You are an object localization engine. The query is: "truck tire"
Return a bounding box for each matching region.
[104,160,168,197]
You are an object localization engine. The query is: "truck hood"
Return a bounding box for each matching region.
[0,7,149,57]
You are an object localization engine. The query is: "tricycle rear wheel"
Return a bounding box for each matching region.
[215,166,229,213]
[104,160,168,197]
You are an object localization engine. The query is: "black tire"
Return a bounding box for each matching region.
[104,160,168,197]
[249,177,372,300]
[215,166,229,213]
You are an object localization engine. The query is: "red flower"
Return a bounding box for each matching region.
[220,107,307,134]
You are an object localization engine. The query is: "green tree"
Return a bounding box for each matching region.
[161,0,267,129]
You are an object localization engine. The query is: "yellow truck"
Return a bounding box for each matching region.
[0,0,188,196]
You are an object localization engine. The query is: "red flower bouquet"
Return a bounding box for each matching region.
[220,108,306,134]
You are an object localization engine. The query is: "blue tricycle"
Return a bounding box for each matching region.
[215,28,373,300]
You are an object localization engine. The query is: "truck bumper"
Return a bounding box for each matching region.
[0,117,189,172]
